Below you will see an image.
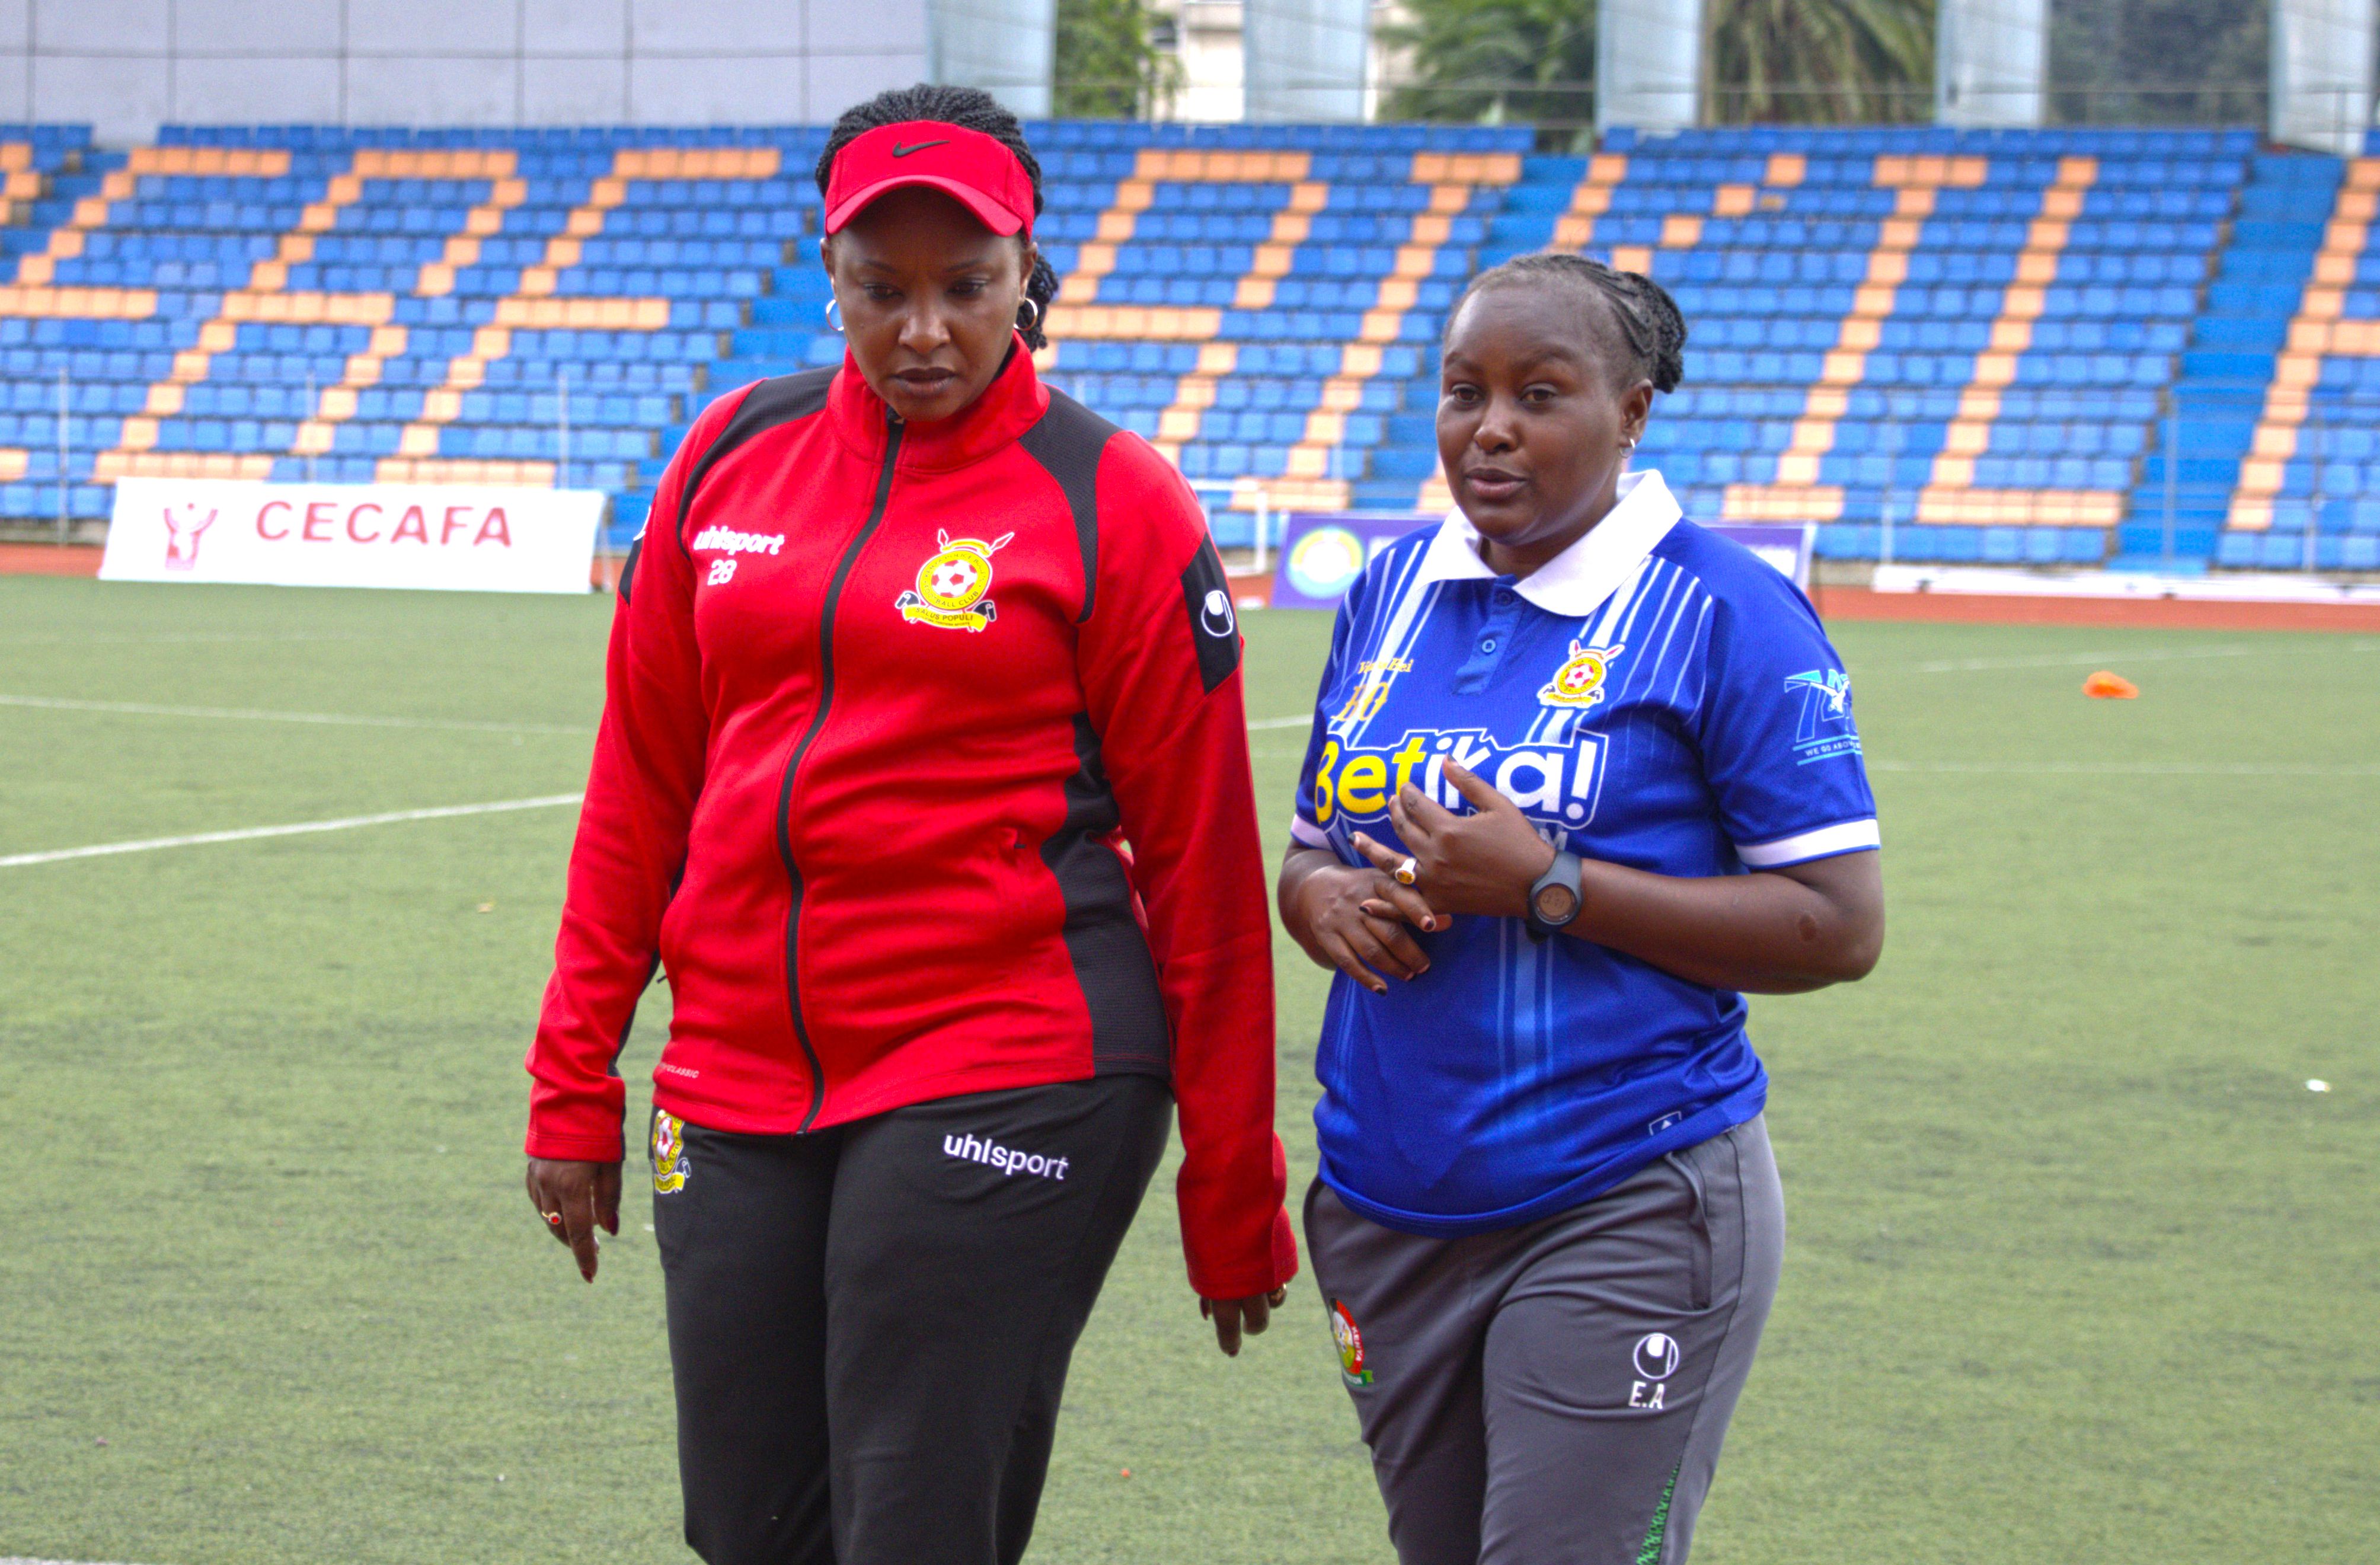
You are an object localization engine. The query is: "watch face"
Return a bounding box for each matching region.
[1532,881,1579,924]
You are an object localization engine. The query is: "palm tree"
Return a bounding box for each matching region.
[1381,0,1934,132]
[1378,0,1598,138]
[1707,0,1935,124]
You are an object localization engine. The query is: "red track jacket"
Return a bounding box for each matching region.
[525,341,1297,1298]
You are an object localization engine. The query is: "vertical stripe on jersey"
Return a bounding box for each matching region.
[1015,391,1120,625]
[1337,542,1442,750]
[1015,393,1171,1072]
[1042,713,1172,1074]
[672,368,835,556]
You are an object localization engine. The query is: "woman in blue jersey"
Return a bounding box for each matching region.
[1278,253,1884,1565]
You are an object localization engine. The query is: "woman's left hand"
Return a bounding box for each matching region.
[1202,1288,1289,1357]
[1350,760,1557,919]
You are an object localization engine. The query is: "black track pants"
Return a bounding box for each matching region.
[650,1074,1173,1565]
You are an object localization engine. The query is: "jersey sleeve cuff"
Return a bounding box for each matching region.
[1289,815,1330,849]
[1735,817,1880,868]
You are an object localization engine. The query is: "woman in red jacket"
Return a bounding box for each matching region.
[520,85,1297,1565]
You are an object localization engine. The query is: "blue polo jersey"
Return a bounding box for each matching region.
[1290,470,1879,1237]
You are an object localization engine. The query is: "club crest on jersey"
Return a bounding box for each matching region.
[897,529,1014,632]
[651,1111,691,1194]
[1538,640,1625,710]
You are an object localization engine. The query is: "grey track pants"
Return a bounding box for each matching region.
[1304,1115,1784,1565]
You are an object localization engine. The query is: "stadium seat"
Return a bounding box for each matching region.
[0,121,2358,572]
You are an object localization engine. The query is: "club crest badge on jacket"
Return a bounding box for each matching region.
[897,529,1015,632]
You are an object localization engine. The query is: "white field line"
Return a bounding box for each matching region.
[1908,640,2378,674]
[0,630,372,646]
[7,695,1316,737]
[17,637,2367,740]
[0,694,593,736]
[0,794,583,870]
[1868,759,2380,777]
[1245,743,2380,779]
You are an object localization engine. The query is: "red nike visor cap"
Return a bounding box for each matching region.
[823,120,1036,238]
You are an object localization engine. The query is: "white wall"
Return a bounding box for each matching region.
[1155,0,1244,123]
[1936,0,2046,127]
[0,0,932,140]
[1596,0,1699,132]
[2270,0,2374,155]
[927,0,1053,118]
[1242,0,1367,121]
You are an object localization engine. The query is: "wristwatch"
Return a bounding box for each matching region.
[1525,849,1583,939]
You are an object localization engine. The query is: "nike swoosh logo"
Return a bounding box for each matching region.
[892,140,948,158]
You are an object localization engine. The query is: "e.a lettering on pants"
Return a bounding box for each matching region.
[1305,1116,1785,1565]
[650,1075,1171,1565]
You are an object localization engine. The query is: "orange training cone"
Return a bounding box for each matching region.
[2082,670,2139,700]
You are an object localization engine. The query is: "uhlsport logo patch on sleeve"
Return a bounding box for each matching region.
[1179,536,1241,692]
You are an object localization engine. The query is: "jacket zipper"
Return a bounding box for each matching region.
[774,408,903,1132]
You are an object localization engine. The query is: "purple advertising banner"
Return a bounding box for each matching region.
[1270,512,1814,611]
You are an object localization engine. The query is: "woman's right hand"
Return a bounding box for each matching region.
[526,1158,622,1283]
[1281,849,1446,995]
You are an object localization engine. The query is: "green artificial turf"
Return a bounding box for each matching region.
[1,574,2374,1563]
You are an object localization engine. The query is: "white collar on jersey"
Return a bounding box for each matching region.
[1413,467,1682,619]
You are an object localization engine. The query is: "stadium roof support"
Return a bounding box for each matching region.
[2270,0,2373,156]
[1596,0,1702,133]
[927,0,1058,119]
[1242,0,1371,122]
[1936,0,2047,127]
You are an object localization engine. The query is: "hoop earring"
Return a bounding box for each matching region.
[824,297,843,334]
[1621,436,1637,454]
[1015,296,1043,333]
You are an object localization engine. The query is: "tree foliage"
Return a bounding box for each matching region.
[1053,0,1182,119]
[1707,0,1935,124]
[1377,0,1597,132]
[1380,0,1938,130]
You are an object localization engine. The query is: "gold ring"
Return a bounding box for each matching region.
[1394,857,1419,886]
[543,1212,562,1225]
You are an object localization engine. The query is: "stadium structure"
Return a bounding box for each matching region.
[0,1,2377,578]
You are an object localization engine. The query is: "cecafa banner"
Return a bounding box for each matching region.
[101,478,603,594]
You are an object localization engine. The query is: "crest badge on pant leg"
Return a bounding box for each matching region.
[1330,1298,1373,1386]
[651,1111,691,1194]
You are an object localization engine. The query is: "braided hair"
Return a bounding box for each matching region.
[1451,253,1688,395]
[815,84,1060,352]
